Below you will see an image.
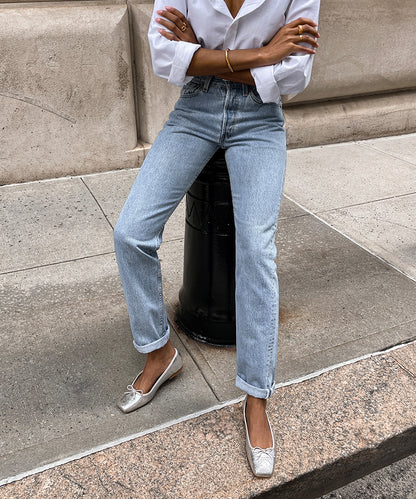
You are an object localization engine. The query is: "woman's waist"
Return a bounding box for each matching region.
[189,75,255,92]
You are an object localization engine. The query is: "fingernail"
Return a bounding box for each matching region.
[155,17,160,22]
[165,5,171,9]
[156,9,163,14]
[158,29,163,33]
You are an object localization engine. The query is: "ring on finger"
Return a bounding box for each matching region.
[298,24,303,34]
[299,34,303,41]
[180,22,187,32]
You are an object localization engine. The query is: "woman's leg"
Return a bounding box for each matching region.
[114,118,218,378]
[224,100,287,446]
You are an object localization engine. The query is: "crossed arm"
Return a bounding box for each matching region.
[154,6,320,85]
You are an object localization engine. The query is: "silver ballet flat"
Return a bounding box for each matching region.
[117,348,183,414]
[243,395,275,478]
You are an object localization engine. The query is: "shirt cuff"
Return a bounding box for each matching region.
[168,41,201,87]
[250,65,281,104]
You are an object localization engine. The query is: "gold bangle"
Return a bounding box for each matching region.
[225,48,234,73]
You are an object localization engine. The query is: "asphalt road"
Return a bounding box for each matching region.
[321,453,416,498]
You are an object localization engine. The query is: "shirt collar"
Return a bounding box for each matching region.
[210,0,268,21]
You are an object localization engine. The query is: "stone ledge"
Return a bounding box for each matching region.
[2,342,415,498]
[0,1,138,185]
[285,89,416,149]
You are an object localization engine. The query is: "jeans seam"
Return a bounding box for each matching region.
[265,221,279,391]
[156,228,164,335]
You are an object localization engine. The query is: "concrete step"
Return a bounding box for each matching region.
[1,340,415,498]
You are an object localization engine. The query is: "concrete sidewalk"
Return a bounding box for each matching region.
[1,133,416,495]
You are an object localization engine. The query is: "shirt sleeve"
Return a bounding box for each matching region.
[250,0,321,103]
[148,0,201,87]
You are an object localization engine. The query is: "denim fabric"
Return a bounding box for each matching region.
[114,76,287,399]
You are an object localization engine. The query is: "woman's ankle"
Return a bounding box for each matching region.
[246,394,267,410]
[147,341,175,363]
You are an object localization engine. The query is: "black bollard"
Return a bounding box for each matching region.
[176,149,236,346]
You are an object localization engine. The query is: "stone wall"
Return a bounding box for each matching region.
[1,0,415,184]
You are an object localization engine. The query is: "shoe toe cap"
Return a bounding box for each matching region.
[117,390,144,413]
[250,448,275,477]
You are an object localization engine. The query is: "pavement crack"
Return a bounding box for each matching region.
[61,472,87,492]
[0,251,116,275]
[316,191,416,215]
[356,141,416,168]
[80,177,114,230]
[90,460,111,493]
[391,358,416,379]
[167,310,221,403]
[114,480,136,492]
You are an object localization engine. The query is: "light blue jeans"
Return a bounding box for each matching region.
[114,76,286,399]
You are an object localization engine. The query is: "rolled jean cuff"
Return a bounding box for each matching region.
[235,375,276,399]
[132,325,170,354]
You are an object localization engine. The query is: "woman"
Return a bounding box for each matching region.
[114,0,320,478]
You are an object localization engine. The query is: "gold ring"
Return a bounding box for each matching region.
[298,24,303,34]
[299,34,303,41]
[180,22,187,32]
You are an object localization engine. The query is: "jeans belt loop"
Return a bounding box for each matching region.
[202,75,214,92]
[242,83,249,96]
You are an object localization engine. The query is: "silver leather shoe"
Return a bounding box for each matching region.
[243,395,275,478]
[117,348,183,413]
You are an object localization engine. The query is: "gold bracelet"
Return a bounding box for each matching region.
[225,48,234,73]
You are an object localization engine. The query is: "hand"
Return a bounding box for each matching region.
[262,17,320,65]
[155,6,198,44]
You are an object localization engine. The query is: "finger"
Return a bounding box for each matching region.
[157,17,187,40]
[157,9,188,34]
[164,6,188,23]
[288,17,318,28]
[292,33,319,48]
[157,9,181,26]
[293,23,320,38]
[158,7,188,33]
[290,42,316,55]
[156,17,177,32]
[158,29,179,41]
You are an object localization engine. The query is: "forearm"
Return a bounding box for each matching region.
[156,5,319,89]
[215,70,255,86]
[186,48,266,76]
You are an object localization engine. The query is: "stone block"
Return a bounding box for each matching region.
[0,1,139,184]
[284,90,416,148]
[129,1,180,144]
[290,0,416,103]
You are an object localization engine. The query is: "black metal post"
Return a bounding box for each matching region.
[176,149,236,346]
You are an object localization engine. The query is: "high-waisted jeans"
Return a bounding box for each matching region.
[114,75,287,399]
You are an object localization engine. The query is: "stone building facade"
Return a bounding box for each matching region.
[1,0,415,184]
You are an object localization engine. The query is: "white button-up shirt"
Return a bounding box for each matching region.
[148,0,320,103]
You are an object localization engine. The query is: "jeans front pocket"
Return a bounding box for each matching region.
[180,78,203,98]
[248,88,283,108]
[248,87,264,105]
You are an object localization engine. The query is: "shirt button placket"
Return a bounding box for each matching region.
[225,21,238,48]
